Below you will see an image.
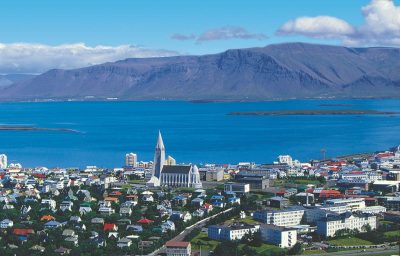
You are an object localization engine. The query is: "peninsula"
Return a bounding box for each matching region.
[228,109,399,116]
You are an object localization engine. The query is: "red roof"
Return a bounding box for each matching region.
[165,240,190,248]
[13,228,34,236]
[103,223,117,231]
[33,173,46,179]
[109,191,123,196]
[137,218,154,224]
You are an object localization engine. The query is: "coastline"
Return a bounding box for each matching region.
[0,125,80,133]
[228,109,399,116]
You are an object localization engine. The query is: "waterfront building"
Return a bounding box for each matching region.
[260,224,297,248]
[316,212,377,238]
[208,222,260,241]
[125,153,137,167]
[0,154,7,169]
[253,209,304,227]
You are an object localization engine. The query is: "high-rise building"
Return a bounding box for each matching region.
[166,155,176,165]
[153,131,165,179]
[0,154,7,169]
[125,153,137,167]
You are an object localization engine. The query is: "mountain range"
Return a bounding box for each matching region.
[1,43,400,101]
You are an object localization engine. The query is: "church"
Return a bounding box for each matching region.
[147,131,202,188]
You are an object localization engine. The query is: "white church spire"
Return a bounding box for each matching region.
[153,130,166,179]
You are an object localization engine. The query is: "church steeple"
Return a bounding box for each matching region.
[153,130,166,179]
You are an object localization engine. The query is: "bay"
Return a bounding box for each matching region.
[0,99,399,168]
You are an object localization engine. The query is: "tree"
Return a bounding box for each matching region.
[288,242,303,255]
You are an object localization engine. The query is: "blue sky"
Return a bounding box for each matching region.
[0,0,370,53]
[0,0,399,73]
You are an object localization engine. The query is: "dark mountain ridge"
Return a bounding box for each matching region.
[1,43,399,101]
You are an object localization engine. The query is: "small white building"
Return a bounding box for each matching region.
[208,222,260,241]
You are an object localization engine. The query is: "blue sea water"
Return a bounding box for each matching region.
[0,99,399,168]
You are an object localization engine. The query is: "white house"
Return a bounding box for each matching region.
[0,219,13,229]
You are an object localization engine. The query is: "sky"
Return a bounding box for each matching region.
[0,0,399,74]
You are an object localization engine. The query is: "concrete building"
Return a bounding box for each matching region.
[253,209,304,227]
[325,198,366,211]
[316,212,377,238]
[0,154,7,169]
[379,197,400,211]
[208,222,260,241]
[224,182,250,194]
[268,196,289,209]
[165,155,176,166]
[165,241,191,256]
[260,224,297,248]
[125,153,137,167]
[234,172,269,190]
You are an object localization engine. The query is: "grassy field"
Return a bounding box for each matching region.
[191,232,220,250]
[224,216,260,225]
[302,249,326,254]
[328,237,373,246]
[238,243,285,254]
[384,230,400,239]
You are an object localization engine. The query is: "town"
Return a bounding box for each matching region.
[0,133,399,256]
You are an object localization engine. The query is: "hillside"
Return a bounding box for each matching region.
[1,43,399,101]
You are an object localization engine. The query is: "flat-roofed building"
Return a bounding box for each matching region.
[224,182,250,194]
[260,224,297,248]
[316,212,376,238]
[208,222,260,241]
[253,209,304,227]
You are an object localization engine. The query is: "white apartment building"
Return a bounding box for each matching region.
[325,198,366,211]
[317,213,376,237]
[253,209,304,227]
[260,224,297,248]
[125,153,138,167]
[358,206,386,214]
[208,223,260,241]
[0,154,7,169]
[278,155,293,166]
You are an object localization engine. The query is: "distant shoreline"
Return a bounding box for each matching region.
[228,109,399,116]
[0,125,79,133]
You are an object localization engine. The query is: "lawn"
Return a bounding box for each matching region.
[328,237,373,246]
[384,230,400,239]
[238,243,286,254]
[225,216,259,225]
[302,249,326,254]
[191,231,220,250]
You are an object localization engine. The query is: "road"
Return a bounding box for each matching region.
[145,208,234,256]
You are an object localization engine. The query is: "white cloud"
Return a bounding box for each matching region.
[197,26,267,42]
[171,26,267,43]
[277,0,400,47]
[0,43,178,74]
[277,16,355,39]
